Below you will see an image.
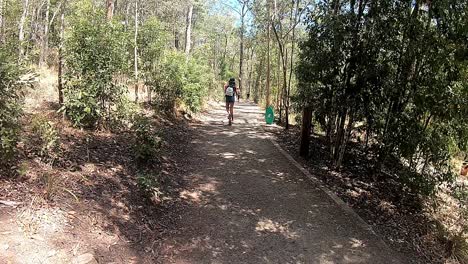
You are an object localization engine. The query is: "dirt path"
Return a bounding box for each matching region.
[158,102,407,264]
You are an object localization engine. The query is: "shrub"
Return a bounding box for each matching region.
[137,171,163,204]
[112,97,140,129]
[42,171,60,201]
[62,0,128,128]
[148,52,185,112]
[31,115,60,162]
[0,48,23,168]
[148,51,210,113]
[131,116,161,162]
[182,57,211,112]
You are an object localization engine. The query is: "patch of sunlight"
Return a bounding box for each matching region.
[221,152,236,159]
[332,243,344,249]
[378,200,396,214]
[349,238,366,248]
[180,190,202,203]
[318,254,336,264]
[255,218,299,239]
[198,182,219,193]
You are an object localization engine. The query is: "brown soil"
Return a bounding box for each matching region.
[0,108,192,263]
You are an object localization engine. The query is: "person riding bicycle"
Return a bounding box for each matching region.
[224,78,240,124]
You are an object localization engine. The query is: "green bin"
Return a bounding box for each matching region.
[265,106,274,125]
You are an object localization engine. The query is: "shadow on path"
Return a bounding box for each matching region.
[159,102,407,264]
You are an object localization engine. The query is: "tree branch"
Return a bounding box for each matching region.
[49,0,64,27]
[220,2,241,16]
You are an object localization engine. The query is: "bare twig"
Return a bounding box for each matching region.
[0,200,22,207]
[49,0,64,27]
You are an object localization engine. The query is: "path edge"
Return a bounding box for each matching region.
[267,137,375,233]
[256,120,404,263]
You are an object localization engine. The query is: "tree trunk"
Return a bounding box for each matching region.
[184,3,193,56]
[39,0,50,67]
[124,2,130,29]
[238,0,247,99]
[300,106,313,157]
[18,0,29,59]
[332,107,347,162]
[334,110,354,169]
[0,0,4,43]
[31,1,44,50]
[271,2,289,129]
[265,1,271,107]
[25,3,36,57]
[57,1,65,106]
[106,0,114,20]
[288,0,299,105]
[247,47,254,99]
[278,48,283,121]
[253,56,264,104]
[134,0,139,103]
[221,34,228,66]
[283,55,289,129]
[174,29,180,50]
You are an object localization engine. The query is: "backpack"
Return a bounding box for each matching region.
[225,85,234,97]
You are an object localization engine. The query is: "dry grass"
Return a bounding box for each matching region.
[23,67,59,114]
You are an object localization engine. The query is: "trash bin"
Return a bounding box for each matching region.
[265,106,274,125]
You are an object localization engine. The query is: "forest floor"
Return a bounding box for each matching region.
[0,71,193,263]
[0,111,191,264]
[0,100,412,263]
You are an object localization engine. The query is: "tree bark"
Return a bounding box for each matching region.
[277,48,282,121]
[271,0,289,129]
[134,0,139,102]
[39,0,50,67]
[184,3,193,56]
[18,0,29,59]
[57,1,65,106]
[283,48,289,129]
[300,106,313,157]
[174,30,180,50]
[247,46,254,99]
[238,1,247,99]
[124,1,129,29]
[0,0,4,43]
[106,0,114,20]
[31,1,44,49]
[265,0,271,107]
[288,0,299,104]
[334,110,354,169]
[253,55,264,104]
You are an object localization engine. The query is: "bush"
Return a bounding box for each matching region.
[31,115,60,162]
[62,0,128,128]
[112,97,140,129]
[147,51,211,113]
[132,116,161,162]
[137,171,163,204]
[0,48,23,168]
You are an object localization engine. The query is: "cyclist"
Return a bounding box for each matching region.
[224,78,239,125]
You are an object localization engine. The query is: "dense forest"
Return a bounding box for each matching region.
[0,0,467,263]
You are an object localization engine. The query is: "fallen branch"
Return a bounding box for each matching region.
[0,200,23,207]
